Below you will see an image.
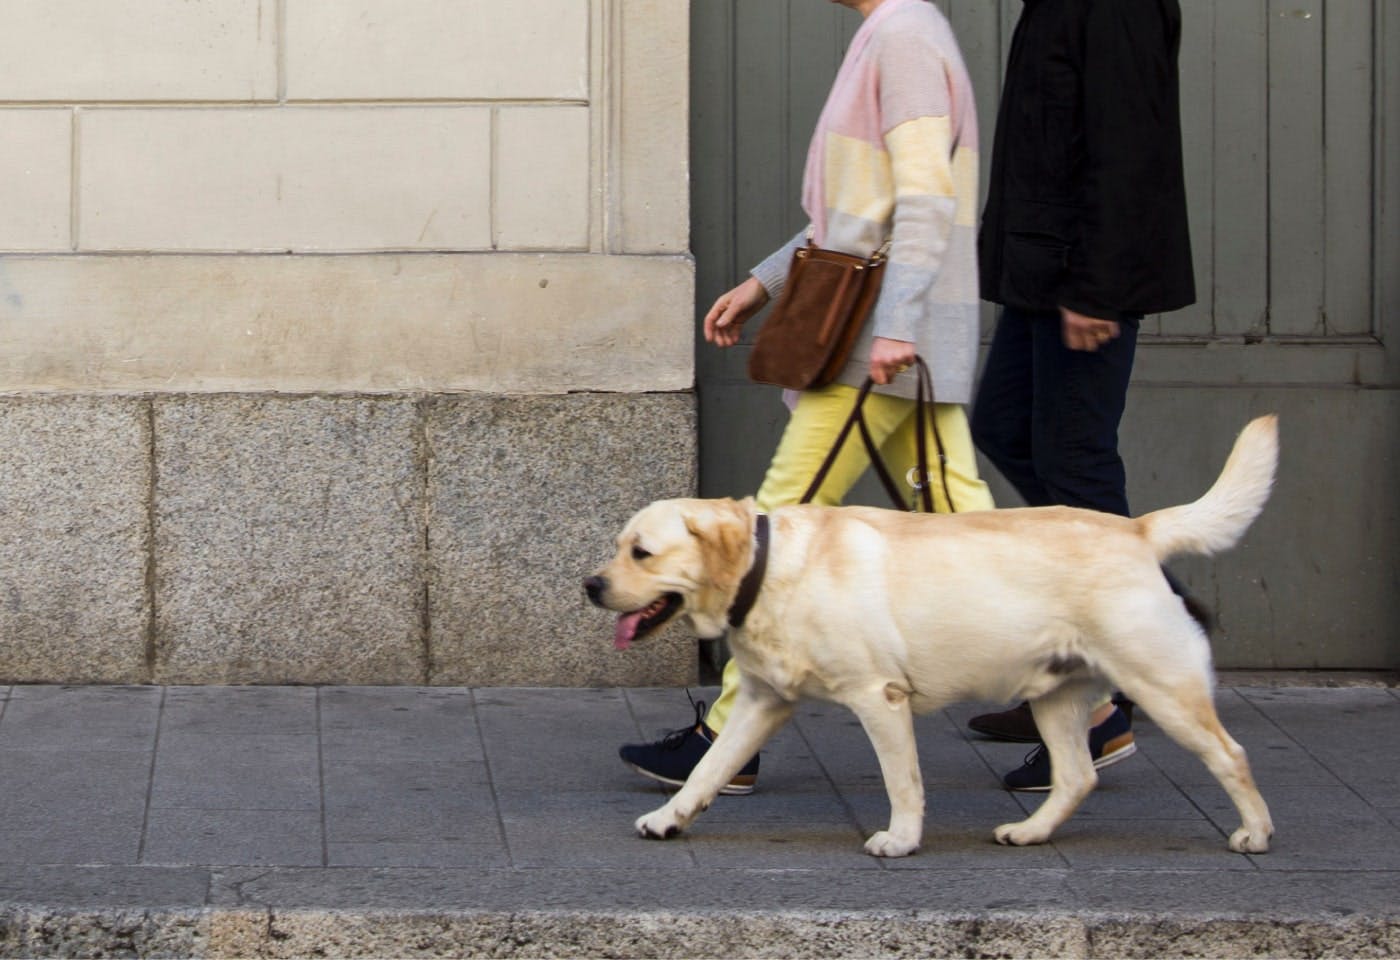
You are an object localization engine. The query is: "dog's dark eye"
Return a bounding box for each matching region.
[631,545,652,561]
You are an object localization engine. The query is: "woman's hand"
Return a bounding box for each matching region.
[703,276,769,347]
[1060,307,1120,352]
[869,336,917,385]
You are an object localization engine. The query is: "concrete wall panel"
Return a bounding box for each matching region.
[0,254,692,394]
[79,108,492,252]
[0,110,72,252]
[496,107,591,251]
[286,0,588,101]
[614,0,690,254]
[0,0,277,102]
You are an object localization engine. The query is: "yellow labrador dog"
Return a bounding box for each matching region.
[586,416,1277,858]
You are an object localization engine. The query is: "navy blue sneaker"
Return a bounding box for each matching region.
[619,699,759,795]
[1002,704,1136,792]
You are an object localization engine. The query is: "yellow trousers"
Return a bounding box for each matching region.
[705,383,994,732]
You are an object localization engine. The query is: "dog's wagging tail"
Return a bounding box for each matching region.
[1139,414,1278,561]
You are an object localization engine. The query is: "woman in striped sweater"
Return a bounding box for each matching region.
[619,0,993,795]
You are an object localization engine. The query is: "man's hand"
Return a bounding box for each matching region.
[870,336,917,385]
[1060,307,1120,352]
[703,276,769,347]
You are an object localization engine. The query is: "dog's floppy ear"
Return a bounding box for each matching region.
[684,499,753,574]
[683,498,757,622]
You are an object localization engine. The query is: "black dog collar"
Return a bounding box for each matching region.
[726,513,770,630]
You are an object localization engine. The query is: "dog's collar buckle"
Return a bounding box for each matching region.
[726,513,770,630]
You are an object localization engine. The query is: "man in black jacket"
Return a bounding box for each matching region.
[969,0,1196,790]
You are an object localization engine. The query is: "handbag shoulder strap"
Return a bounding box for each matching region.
[805,224,890,262]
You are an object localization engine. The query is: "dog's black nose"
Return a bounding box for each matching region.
[583,576,606,605]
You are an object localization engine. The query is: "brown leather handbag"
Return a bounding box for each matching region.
[747,238,888,390]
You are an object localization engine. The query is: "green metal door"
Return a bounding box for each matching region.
[689,0,1399,668]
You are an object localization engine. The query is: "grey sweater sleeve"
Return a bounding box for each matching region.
[750,227,808,299]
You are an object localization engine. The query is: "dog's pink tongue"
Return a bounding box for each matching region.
[614,611,644,650]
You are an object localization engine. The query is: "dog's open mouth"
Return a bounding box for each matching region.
[614,593,683,650]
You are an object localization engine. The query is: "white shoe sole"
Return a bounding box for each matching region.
[623,762,756,796]
[1012,741,1138,793]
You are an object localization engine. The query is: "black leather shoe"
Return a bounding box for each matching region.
[968,701,1040,742]
[970,695,1136,743]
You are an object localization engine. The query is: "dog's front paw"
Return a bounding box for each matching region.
[994,820,1052,847]
[635,807,684,841]
[1228,825,1272,854]
[863,830,919,858]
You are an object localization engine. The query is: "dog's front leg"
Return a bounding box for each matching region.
[635,680,793,841]
[849,684,924,858]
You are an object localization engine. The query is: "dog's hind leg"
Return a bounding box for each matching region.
[634,678,793,841]
[1116,673,1273,853]
[994,683,1101,847]
[848,683,924,857]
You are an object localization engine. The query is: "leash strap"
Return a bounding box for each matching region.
[909,358,952,513]
[800,356,950,513]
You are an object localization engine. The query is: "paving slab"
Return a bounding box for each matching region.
[0,684,161,751]
[322,759,500,844]
[0,680,1395,958]
[142,808,324,867]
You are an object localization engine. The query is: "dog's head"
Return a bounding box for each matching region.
[584,497,758,648]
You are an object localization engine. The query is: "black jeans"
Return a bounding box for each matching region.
[971,305,1203,623]
[971,305,1139,517]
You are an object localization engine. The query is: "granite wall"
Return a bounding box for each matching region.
[0,393,696,685]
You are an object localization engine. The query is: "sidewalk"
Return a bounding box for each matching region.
[0,678,1397,958]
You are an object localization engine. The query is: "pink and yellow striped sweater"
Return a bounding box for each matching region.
[751,0,980,403]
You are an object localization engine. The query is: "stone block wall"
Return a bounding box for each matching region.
[0,1,698,685]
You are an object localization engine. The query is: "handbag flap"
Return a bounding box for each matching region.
[747,245,883,390]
